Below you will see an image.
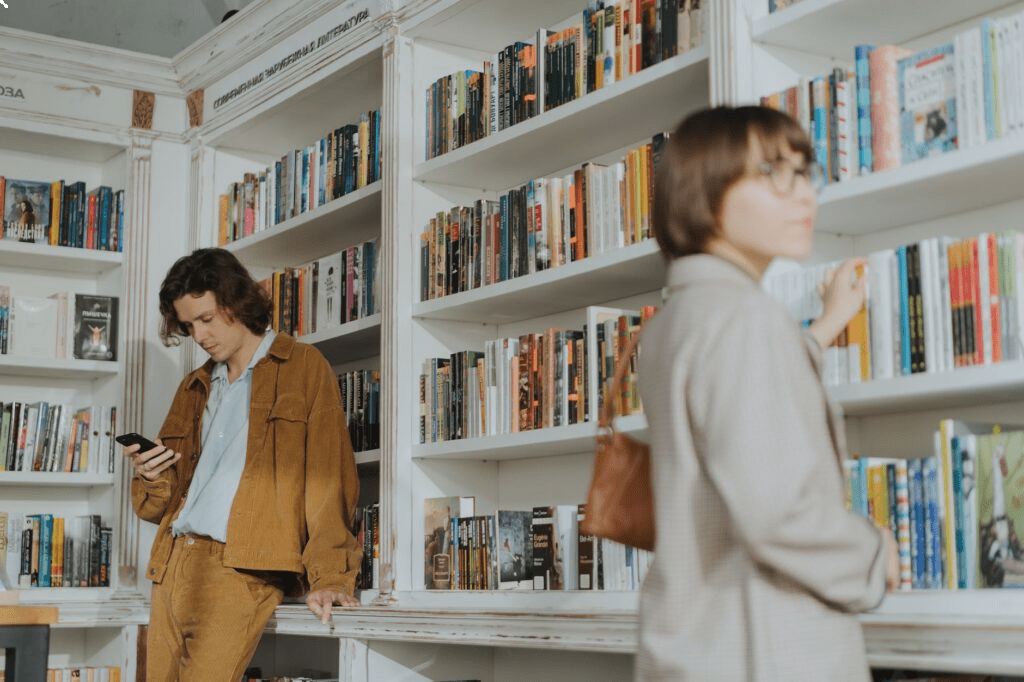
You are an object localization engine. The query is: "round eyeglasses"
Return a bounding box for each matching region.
[756,158,826,195]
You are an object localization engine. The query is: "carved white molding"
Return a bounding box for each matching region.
[117,132,155,591]
[264,604,639,653]
[374,25,406,604]
[0,27,179,96]
[174,0,388,90]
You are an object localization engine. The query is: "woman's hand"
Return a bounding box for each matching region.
[807,257,867,349]
[883,529,900,591]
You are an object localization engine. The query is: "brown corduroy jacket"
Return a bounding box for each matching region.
[131,333,362,596]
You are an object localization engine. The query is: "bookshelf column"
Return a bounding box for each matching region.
[117,131,155,590]
[376,20,413,601]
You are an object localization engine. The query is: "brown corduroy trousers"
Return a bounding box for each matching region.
[146,534,284,682]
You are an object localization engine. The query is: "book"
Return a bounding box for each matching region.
[495,509,533,589]
[9,296,59,358]
[3,178,52,243]
[898,42,958,163]
[424,495,475,589]
[976,428,1024,588]
[73,294,119,361]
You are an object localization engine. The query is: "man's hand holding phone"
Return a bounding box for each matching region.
[117,433,181,481]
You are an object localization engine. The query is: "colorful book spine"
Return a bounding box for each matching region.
[855,44,875,175]
[897,245,912,376]
[869,44,912,171]
[908,457,925,588]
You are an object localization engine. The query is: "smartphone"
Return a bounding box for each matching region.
[115,432,162,452]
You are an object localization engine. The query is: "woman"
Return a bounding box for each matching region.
[636,105,899,681]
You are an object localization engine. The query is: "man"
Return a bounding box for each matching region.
[124,248,362,682]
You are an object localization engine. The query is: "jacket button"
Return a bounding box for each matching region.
[192,453,198,461]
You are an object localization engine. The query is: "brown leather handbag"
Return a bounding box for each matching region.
[580,326,656,552]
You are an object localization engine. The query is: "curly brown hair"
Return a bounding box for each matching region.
[157,248,272,346]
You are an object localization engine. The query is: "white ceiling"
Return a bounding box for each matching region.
[0,0,255,58]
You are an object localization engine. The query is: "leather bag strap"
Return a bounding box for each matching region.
[599,318,650,430]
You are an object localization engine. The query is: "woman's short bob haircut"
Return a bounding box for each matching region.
[158,247,273,346]
[652,105,815,260]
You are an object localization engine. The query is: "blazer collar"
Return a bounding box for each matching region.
[665,253,762,294]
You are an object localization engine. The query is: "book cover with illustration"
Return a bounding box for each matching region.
[898,42,958,163]
[496,509,533,589]
[423,495,474,589]
[3,178,52,243]
[73,294,119,361]
[975,430,1024,588]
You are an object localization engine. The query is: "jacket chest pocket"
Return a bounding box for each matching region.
[158,416,193,455]
[263,400,308,452]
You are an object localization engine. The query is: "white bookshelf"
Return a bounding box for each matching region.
[414,240,664,323]
[831,362,1024,416]
[416,414,647,461]
[222,180,383,268]
[751,0,1021,58]
[0,241,122,274]
[0,356,121,380]
[816,134,1024,235]
[296,313,383,364]
[0,472,116,487]
[415,47,710,189]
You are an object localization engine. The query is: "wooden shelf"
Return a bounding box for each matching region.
[0,355,119,380]
[415,48,709,190]
[0,472,115,487]
[752,0,1020,59]
[830,362,1024,416]
[414,240,664,323]
[415,413,647,461]
[0,241,122,274]
[816,135,1024,235]
[298,313,382,364]
[223,181,382,269]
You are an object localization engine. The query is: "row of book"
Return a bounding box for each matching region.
[847,419,1024,591]
[420,135,663,301]
[425,0,701,159]
[338,369,380,454]
[420,307,647,443]
[1,512,112,589]
[256,238,379,338]
[761,9,1024,184]
[0,668,122,681]
[1,403,117,475]
[763,231,1024,387]
[354,503,378,591]
[218,109,382,245]
[0,177,125,251]
[0,288,119,361]
[425,497,650,592]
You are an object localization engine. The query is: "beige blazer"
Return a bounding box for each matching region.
[635,254,887,682]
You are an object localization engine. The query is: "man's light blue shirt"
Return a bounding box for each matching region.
[171,330,275,541]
